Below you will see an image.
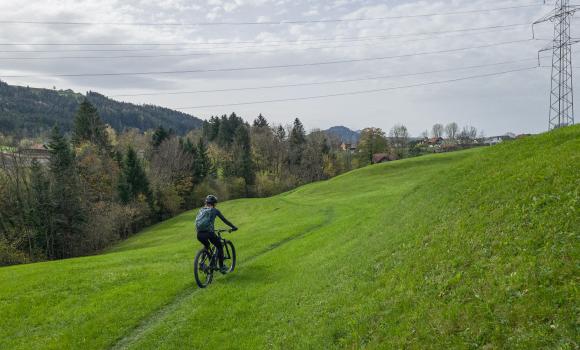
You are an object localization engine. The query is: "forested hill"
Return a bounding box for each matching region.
[324,125,360,143]
[0,80,203,136]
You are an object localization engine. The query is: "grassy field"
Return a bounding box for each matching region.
[1,126,578,349]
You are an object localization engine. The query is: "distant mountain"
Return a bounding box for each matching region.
[324,126,360,143]
[0,81,203,136]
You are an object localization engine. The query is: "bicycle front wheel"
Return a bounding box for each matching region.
[194,249,213,288]
[223,241,236,273]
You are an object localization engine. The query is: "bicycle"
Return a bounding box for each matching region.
[194,228,237,288]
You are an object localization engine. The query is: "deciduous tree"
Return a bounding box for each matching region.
[357,127,388,165]
[432,123,444,138]
[445,122,459,140]
[389,124,409,159]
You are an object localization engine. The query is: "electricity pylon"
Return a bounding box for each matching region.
[534,0,580,129]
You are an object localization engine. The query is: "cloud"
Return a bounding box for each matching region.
[0,0,559,135]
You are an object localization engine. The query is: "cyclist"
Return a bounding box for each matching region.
[195,195,238,274]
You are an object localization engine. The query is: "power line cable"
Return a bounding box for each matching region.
[0,3,543,26]
[111,57,543,97]
[0,28,535,60]
[0,23,532,53]
[0,39,534,79]
[173,67,537,109]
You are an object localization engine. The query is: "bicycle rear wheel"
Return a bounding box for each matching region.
[194,249,213,288]
[223,241,236,273]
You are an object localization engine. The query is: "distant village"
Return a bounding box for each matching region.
[338,132,531,165]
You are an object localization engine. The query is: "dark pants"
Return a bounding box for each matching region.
[197,231,224,267]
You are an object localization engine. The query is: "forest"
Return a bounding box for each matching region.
[0,80,202,136]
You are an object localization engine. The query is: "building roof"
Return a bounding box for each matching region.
[372,153,397,163]
[29,144,47,150]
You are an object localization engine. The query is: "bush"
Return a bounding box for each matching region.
[255,172,277,197]
[153,184,183,220]
[0,237,28,266]
[81,202,124,253]
[226,177,247,199]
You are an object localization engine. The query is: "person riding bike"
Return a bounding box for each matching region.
[195,195,238,274]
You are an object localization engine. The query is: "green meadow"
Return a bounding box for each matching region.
[1,126,578,349]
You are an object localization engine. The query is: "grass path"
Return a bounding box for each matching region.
[112,206,335,349]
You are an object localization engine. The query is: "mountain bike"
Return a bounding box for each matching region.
[194,229,236,288]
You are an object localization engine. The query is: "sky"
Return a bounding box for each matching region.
[0,0,572,136]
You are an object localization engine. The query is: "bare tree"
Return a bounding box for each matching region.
[477,130,486,143]
[149,137,192,186]
[432,123,444,138]
[468,126,478,140]
[458,125,478,144]
[445,122,458,140]
[389,124,409,159]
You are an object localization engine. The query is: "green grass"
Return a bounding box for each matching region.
[1,126,578,349]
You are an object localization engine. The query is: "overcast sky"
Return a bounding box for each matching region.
[0,0,572,136]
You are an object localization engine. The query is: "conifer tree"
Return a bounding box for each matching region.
[193,138,211,183]
[289,118,306,168]
[202,116,221,142]
[29,160,54,258]
[253,114,269,128]
[232,125,255,188]
[152,126,170,148]
[72,99,110,151]
[275,125,286,140]
[47,126,86,258]
[118,147,150,203]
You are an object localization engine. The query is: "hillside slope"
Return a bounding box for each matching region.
[0,126,578,349]
[0,81,202,136]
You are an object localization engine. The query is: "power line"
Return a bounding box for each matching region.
[0,39,534,79]
[0,3,543,27]
[111,58,542,97]
[0,28,535,60]
[534,0,579,129]
[0,23,532,53]
[173,67,537,109]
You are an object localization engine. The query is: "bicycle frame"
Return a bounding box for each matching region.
[206,231,233,270]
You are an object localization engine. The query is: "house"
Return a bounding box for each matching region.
[1,144,50,166]
[20,144,49,158]
[340,142,357,153]
[428,137,444,146]
[372,153,397,164]
[419,137,445,147]
[484,135,515,146]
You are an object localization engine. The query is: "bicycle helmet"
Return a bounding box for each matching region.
[205,194,218,205]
